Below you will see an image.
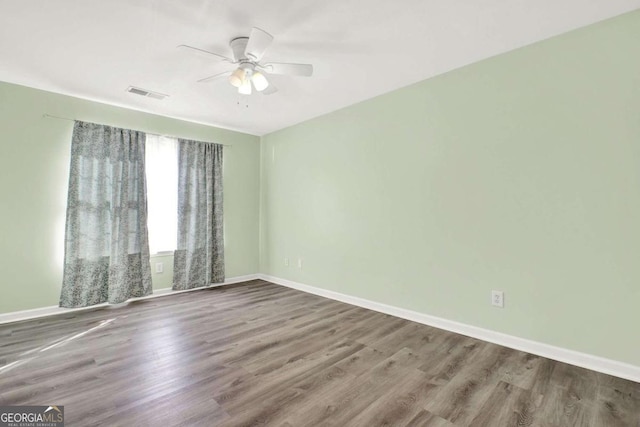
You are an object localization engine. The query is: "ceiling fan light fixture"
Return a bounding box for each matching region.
[238,78,252,95]
[180,27,313,98]
[229,68,244,88]
[251,72,269,92]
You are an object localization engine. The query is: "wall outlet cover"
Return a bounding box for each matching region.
[491,290,504,308]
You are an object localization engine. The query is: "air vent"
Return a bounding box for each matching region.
[126,86,169,100]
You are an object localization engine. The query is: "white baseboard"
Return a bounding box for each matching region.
[0,274,261,325]
[259,274,640,383]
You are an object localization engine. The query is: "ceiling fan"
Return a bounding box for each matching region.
[178,27,313,95]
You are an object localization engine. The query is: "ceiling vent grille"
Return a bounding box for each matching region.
[126,86,169,100]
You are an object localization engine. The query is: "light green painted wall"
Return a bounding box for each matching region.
[0,81,260,313]
[260,11,640,366]
[150,254,175,291]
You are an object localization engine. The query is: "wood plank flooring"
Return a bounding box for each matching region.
[0,280,638,426]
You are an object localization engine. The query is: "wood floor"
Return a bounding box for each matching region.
[1,280,638,426]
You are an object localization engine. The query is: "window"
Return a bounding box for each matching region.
[145,135,178,254]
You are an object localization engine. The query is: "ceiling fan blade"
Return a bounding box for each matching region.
[262,85,278,95]
[197,70,232,83]
[262,62,313,77]
[244,27,273,61]
[177,44,234,62]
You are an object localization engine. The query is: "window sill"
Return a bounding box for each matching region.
[150,251,174,258]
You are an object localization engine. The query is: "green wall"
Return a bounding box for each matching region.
[0,81,260,313]
[150,254,175,291]
[260,11,640,366]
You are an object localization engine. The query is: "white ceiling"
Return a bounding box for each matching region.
[1,1,639,136]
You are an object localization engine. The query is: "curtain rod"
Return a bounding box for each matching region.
[42,114,232,147]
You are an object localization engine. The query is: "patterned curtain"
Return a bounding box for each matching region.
[173,140,224,290]
[60,121,152,307]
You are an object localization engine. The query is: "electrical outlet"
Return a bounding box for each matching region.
[491,290,504,308]
[284,257,289,267]
[297,257,303,269]
[155,262,164,274]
